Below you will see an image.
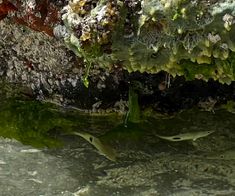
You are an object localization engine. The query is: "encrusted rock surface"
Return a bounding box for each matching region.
[62,0,235,84]
[0,18,127,111]
[1,0,235,112]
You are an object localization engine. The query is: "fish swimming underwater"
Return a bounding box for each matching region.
[71,131,117,161]
[156,130,215,142]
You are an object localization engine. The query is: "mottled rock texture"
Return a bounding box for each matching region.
[1,0,235,112]
[63,0,235,84]
[0,0,129,111]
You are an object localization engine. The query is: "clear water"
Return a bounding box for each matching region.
[1,98,235,195]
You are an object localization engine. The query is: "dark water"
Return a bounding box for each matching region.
[1,98,235,195]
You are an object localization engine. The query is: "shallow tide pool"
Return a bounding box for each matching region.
[1,98,235,195]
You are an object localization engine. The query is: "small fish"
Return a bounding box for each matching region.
[156,130,215,142]
[20,149,42,153]
[71,131,117,161]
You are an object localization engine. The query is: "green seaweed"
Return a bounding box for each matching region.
[125,86,141,124]
[0,98,76,148]
[0,93,124,148]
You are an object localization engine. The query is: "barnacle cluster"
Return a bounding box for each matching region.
[62,0,122,59]
[61,0,235,84]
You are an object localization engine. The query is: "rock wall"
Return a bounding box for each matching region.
[62,0,235,84]
[1,0,235,113]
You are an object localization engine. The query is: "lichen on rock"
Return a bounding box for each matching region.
[61,0,235,84]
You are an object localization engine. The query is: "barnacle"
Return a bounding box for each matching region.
[62,0,235,85]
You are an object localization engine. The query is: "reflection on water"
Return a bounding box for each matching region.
[1,97,235,195]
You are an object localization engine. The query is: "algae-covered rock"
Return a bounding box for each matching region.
[61,0,235,84]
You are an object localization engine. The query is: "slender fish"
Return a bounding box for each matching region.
[156,130,215,142]
[72,131,117,161]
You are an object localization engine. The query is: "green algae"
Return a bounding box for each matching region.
[1,89,235,155]
[0,95,124,148]
[0,99,72,148]
[126,86,141,124]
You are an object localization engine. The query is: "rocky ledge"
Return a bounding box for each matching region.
[1,0,235,114]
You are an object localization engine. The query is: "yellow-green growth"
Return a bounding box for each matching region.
[62,0,235,85]
[126,87,141,124]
